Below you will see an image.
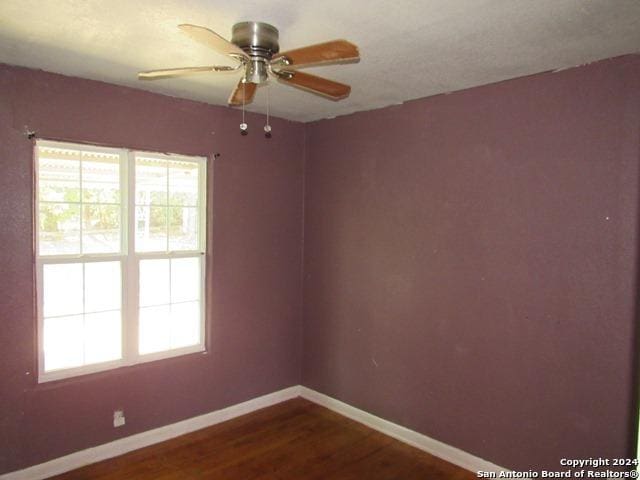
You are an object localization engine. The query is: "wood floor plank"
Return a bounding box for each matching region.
[47,398,477,480]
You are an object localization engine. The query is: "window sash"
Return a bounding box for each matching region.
[35,140,207,383]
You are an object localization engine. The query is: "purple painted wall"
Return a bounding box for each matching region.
[302,56,640,470]
[0,64,304,474]
[2,54,640,475]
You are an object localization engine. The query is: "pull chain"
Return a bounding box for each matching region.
[239,80,248,135]
[264,83,272,138]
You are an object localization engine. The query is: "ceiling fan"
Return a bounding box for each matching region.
[138,22,360,107]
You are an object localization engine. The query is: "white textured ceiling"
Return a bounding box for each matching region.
[1,0,639,122]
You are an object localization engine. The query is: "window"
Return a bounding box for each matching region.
[35,140,207,382]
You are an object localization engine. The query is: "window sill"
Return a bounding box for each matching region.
[37,345,208,385]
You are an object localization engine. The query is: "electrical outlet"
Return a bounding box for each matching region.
[113,410,125,428]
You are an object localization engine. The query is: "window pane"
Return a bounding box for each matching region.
[168,206,198,251]
[44,315,84,371]
[139,259,169,307]
[43,263,83,317]
[82,155,120,203]
[82,204,121,253]
[37,143,205,380]
[170,301,200,348]
[169,160,199,206]
[38,157,80,203]
[84,311,121,364]
[171,257,200,303]
[39,203,81,255]
[139,305,171,354]
[85,261,121,313]
[136,157,167,205]
[136,206,167,252]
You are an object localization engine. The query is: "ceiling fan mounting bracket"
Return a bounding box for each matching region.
[270,56,291,70]
[270,68,294,81]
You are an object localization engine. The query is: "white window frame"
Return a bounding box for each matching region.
[35,140,207,383]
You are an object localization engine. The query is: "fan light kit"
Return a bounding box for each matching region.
[138,21,360,137]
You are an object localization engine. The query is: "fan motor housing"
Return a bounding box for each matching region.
[232,22,280,57]
[232,22,280,85]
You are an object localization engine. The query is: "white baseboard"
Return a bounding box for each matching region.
[1,385,507,479]
[0,386,302,480]
[298,386,506,475]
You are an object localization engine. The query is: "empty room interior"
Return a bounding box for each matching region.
[1,1,640,478]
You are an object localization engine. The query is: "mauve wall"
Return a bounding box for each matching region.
[0,64,304,474]
[302,55,640,470]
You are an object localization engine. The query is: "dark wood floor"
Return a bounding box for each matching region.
[48,398,476,480]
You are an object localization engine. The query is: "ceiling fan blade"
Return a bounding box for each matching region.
[138,66,237,80]
[278,71,351,100]
[273,40,359,69]
[178,24,248,60]
[228,80,257,106]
